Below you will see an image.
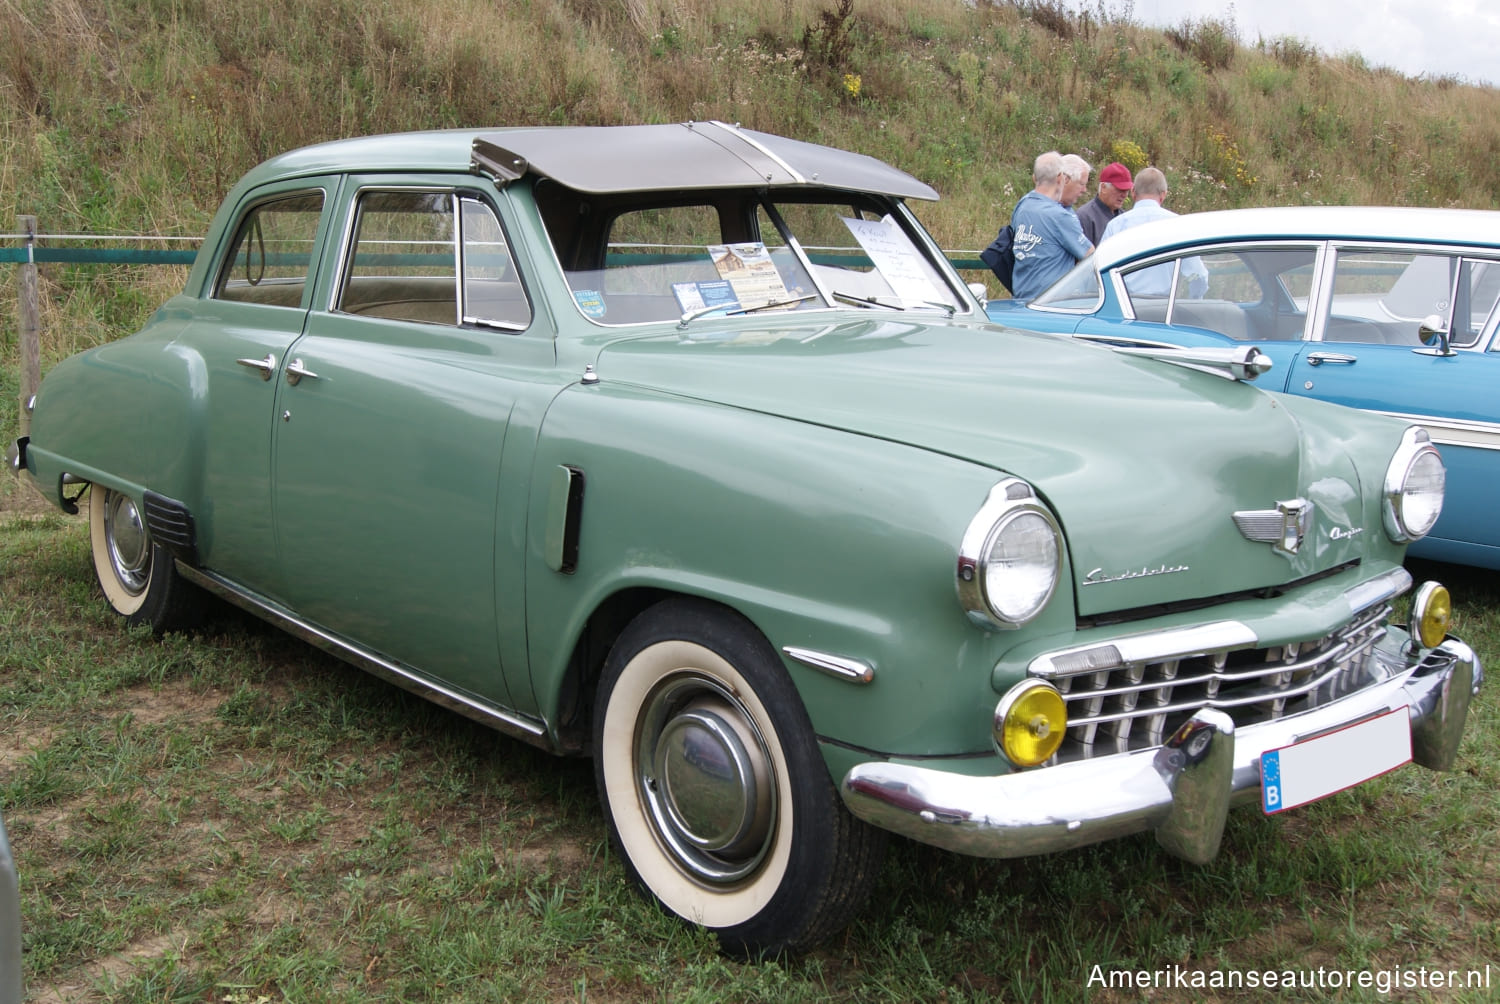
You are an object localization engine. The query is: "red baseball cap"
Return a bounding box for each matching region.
[1100,162,1134,189]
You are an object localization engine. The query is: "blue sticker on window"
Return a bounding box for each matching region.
[1261,749,1282,812]
[573,289,606,319]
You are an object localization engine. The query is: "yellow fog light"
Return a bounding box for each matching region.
[995,679,1067,767]
[1410,581,1452,649]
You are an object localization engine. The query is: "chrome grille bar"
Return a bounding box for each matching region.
[1035,601,1393,760]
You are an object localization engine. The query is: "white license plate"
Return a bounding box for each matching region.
[1261,707,1412,814]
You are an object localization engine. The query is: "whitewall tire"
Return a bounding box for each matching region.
[593,598,883,958]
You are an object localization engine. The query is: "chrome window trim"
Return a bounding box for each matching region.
[210,186,330,306]
[457,194,534,332]
[328,183,457,316]
[1109,239,1326,328]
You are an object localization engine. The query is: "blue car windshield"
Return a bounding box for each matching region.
[1029,255,1103,312]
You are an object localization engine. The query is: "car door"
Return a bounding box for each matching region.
[269,181,550,710]
[1285,247,1500,564]
[188,183,337,589]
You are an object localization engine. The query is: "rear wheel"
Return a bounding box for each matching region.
[88,486,200,632]
[593,598,884,958]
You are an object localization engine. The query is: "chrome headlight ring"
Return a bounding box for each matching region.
[957,478,1063,630]
[1383,427,1446,543]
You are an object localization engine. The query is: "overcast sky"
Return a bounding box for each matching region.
[1131,0,1500,86]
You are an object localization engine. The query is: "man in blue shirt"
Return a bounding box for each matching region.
[1010,151,1094,302]
[1101,167,1208,299]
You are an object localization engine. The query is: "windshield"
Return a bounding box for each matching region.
[535,184,968,325]
[1028,254,1102,312]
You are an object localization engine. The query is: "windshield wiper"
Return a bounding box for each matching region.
[727,294,820,316]
[678,294,820,329]
[832,292,905,311]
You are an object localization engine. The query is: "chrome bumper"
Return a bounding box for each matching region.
[841,638,1479,864]
[5,437,25,479]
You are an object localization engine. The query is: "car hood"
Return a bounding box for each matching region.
[592,315,1382,617]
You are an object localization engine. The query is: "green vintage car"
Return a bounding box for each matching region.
[9,123,1481,957]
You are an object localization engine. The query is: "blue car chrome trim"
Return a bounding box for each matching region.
[1377,411,1500,452]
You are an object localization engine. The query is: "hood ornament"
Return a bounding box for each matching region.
[1233,498,1313,555]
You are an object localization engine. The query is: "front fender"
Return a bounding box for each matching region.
[521,382,1077,757]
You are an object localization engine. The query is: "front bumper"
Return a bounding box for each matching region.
[841,637,1478,864]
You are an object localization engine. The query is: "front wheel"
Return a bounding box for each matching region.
[88,486,200,633]
[593,598,884,958]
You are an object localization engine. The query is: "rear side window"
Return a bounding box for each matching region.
[1321,250,1491,346]
[337,191,531,330]
[1128,247,1317,341]
[214,192,325,307]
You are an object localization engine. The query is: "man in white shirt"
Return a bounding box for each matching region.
[1100,167,1208,299]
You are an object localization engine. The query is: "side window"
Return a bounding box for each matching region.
[1323,250,1459,345]
[460,197,531,330]
[1140,248,1316,342]
[214,192,324,307]
[338,191,457,325]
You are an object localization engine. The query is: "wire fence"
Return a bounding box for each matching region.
[4,223,991,437]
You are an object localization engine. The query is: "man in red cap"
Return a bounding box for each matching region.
[1077,161,1133,245]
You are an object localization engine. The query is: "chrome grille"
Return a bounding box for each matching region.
[1038,602,1391,760]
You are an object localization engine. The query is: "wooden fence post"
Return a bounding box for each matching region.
[17,215,40,439]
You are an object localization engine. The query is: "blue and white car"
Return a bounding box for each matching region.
[987,206,1500,569]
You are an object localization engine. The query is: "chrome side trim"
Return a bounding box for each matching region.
[782,646,875,685]
[175,563,552,749]
[1376,410,1500,452]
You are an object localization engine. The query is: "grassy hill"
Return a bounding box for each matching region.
[4,0,1499,249]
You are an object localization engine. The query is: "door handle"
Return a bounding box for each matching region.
[1306,352,1357,366]
[286,359,320,386]
[235,353,276,380]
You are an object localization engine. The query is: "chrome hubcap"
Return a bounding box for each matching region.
[637,676,775,885]
[103,492,151,595]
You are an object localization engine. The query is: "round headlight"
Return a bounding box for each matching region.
[1409,580,1451,649]
[1383,428,1445,542]
[995,679,1067,766]
[958,480,1063,630]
